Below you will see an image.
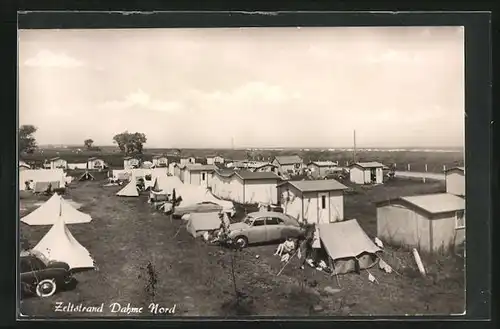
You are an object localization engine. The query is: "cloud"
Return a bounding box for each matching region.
[23,50,84,68]
[98,89,183,113]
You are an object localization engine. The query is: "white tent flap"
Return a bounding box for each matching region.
[116,181,139,197]
[33,216,94,269]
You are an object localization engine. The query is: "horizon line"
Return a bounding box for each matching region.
[37,144,464,150]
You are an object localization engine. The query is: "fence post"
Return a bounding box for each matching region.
[423,164,427,183]
[443,164,447,172]
[407,164,411,171]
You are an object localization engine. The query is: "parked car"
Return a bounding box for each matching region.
[20,251,74,298]
[227,211,305,248]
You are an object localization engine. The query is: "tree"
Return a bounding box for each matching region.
[19,125,38,154]
[112,131,147,155]
[84,139,94,149]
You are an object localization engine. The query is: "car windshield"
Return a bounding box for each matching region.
[243,216,254,225]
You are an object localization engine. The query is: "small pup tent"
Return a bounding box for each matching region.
[79,171,95,181]
[319,219,381,275]
[33,216,94,270]
[185,212,230,238]
[116,180,139,197]
[21,193,92,226]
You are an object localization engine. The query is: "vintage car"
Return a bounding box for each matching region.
[227,211,305,248]
[20,251,74,298]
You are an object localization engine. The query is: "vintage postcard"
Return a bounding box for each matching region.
[18,25,465,317]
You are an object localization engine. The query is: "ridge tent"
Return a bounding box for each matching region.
[21,193,92,226]
[112,169,131,181]
[152,176,183,195]
[19,169,66,191]
[33,181,61,193]
[186,212,229,238]
[116,180,139,197]
[150,168,169,188]
[33,215,94,270]
[318,219,381,275]
[79,171,95,181]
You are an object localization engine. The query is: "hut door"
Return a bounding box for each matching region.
[201,172,208,187]
[318,192,329,224]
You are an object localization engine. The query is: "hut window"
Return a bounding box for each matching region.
[202,173,206,181]
[321,195,326,209]
[455,210,465,229]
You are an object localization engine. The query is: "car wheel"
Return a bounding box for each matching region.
[36,279,57,298]
[234,236,248,248]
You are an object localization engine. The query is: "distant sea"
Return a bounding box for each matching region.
[241,147,464,153]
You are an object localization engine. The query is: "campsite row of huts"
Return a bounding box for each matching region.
[26,157,108,170]
[20,151,466,254]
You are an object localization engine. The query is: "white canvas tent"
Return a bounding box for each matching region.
[130,168,152,180]
[152,175,183,195]
[33,216,94,270]
[112,169,131,181]
[116,180,139,197]
[151,168,168,182]
[186,212,230,238]
[21,193,92,226]
[319,219,381,274]
[19,169,66,191]
[176,185,234,213]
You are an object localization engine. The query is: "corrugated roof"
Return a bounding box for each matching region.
[281,179,347,192]
[185,164,216,171]
[400,193,465,214]
[236,170,281,180]
[274,155,303,165]
[309,161,338,167]
[214,168,236,176]
[351,162,385,168]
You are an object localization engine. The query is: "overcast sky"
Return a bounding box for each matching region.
[18,27,464,149]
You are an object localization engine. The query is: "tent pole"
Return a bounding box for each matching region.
[330,257,342,288]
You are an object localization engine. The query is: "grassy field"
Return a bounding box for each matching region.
[20,147,464,173]
[19,176,464,317]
